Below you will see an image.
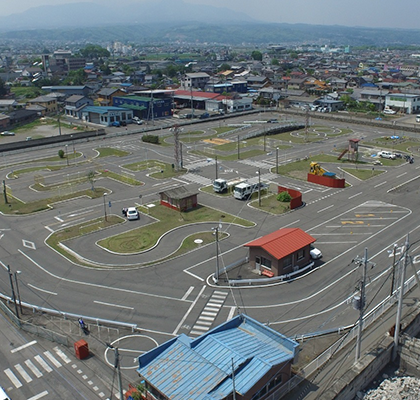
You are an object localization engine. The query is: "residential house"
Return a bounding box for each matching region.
[181,72,211,90]
[65,95,94,118]
[244,228,316,277]
[96,88,127,107]
[137,314,299,400]
[27,95,57,115]
[0,113,9,131]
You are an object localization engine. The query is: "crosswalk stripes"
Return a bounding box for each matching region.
[238,159,274,169]
[4,346,112,398]
[180,173,212,186]
[190,290,228,336]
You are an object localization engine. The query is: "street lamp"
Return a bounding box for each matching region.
[276,147,279,174]
[212,222,222,283]
[103,193,108,222]
[257,168,261,207]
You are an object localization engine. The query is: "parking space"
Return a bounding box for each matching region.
[307,200,410,261]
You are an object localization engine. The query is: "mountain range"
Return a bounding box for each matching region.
[1,1,420,47]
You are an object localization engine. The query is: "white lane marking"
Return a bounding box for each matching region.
[44,226,54,233]
[317,204,334,213]
[43,351,62,368]
[348,192,362,199]
[20,249,190,304]
[54,216,64,222]
[397,172,407,178]
[4,368,22,388]
[25,360,43,378]
[374,181,387,188]
[182,286,195,301]
[227,307,236,321]
[34,355,53,372]
[11,340,37,353]
[27,284,57,296]
[53,347,71,364]
[196,320,212,326]
[14,363,32,383]
[93,300,134,310]
[173,285,207,336]
[28,391,48,400]
[23,240,36,250]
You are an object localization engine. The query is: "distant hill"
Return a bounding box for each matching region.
[0,0,254,31]
[1,1,420,47]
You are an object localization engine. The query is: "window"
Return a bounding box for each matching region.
[283,255,292,269]
[297,249,305,260]
[261,256,272,270]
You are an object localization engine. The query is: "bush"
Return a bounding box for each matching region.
[277,191,292,202]
[142,135,159,144]
[58,149,65,159]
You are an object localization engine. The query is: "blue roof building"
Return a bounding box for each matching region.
[80,106,133,127]
[137,314,298,400]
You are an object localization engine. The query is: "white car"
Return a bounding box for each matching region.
[132,117,143,125]
[126,207,139,220]
[0,386,11,400]
[378,151,396,160]
[1,131,15,136]
[383,109,396,115]
[310,245,322,260]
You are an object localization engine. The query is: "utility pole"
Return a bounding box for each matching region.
[354,248,372,363]
[215,156,218,180]
[389,244,398,297]
[237,135,240,160]
[257,168,261,207]
[393,234,409,361]
[232,358,237,400]
[108,344,124,400]
[3,179,8,204]
[276,148,279,174]
[7,265,19,319]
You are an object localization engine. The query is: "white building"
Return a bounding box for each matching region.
[385,93,420,114]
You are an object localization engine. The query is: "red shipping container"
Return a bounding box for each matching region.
[74,339,89,360]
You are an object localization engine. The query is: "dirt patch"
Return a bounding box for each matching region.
[203,138,231,145]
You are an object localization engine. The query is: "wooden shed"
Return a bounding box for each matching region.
[159,186,198,212]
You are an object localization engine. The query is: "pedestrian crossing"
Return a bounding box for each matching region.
[4,345,112,399]
[238,159,275,169]
[180,173,212,186]
[190,290,228,337]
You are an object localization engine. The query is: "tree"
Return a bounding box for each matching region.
[63,69,86,85]
[58,149,65,159]
[251,51,263,61]
[0,78,7,97]
[78,44,110,59]
[277,191,292,202]
[87,171,95,191]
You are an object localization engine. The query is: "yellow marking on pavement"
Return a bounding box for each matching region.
[355,214,374,217]
[342,221,364,225]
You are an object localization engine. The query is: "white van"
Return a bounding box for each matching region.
[0,386,11,400]
[416,115,420,123]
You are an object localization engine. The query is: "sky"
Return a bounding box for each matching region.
[2,0,420,30]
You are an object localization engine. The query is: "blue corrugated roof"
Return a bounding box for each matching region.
[137,314,298,400]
